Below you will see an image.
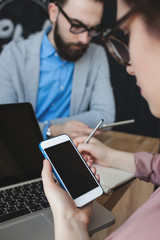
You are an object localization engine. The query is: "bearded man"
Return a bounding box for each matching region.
[0,0,115,139]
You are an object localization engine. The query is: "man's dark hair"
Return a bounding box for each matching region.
[49,0,103,7]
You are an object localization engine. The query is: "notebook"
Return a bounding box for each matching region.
[0,102,115,240]
[93,164,134,194]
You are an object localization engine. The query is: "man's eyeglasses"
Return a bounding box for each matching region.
[56,3,102,37]
[102,7,139,66]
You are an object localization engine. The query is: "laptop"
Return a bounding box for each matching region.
[0,102,115,239]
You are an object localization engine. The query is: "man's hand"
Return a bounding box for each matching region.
[50,120,101,139]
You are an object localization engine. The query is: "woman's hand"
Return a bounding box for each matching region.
[74,136,110,167]
[42,159,92,240]
[74,136,136,173]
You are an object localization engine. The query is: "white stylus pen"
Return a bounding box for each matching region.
[84,119,104,144]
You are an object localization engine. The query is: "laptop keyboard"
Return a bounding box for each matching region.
[0,180,50,223]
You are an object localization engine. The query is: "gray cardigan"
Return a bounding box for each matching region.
[0,31,115,131]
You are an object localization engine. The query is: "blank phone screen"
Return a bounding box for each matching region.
[45,140,98,199]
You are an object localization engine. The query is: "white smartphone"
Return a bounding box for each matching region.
[39,134,103,207]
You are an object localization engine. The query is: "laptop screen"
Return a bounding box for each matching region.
[0,103,44,188]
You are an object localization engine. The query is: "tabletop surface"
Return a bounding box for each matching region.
[96,131,160,210]
[98,130,160,153]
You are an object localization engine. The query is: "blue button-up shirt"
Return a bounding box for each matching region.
[35,29,75,138]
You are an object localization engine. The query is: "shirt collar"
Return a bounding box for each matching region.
[41,28,57,58]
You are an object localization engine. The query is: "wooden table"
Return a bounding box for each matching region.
[92,131,160,239]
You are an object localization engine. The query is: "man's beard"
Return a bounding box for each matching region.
[54,22,89,62]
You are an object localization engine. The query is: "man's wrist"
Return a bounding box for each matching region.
[49,124,63,137]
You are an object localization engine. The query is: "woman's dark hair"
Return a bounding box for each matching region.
[49,0,104,7]
[124,0,160,36]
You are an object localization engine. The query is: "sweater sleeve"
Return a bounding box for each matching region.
[135,152,160,185]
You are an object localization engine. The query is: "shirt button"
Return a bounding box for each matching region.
[60,86,64,90]
[55,53,58,57]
